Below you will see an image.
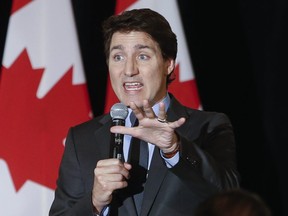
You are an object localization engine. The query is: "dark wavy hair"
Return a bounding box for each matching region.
[102,8,178,86]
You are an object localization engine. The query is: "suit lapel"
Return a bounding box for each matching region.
[167,93,190,123]
[140,94,192,215]
[93,115,113,159]
[141,147,168,216]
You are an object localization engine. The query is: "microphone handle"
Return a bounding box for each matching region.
[112,119,125,161]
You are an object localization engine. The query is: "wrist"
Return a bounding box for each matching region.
[162,143,180,158]
[92,198,104,216]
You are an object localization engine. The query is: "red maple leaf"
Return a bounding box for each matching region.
[11,0,33,14]
[0,49,92,191]
[168,64,201,109]
[115,0,137,13]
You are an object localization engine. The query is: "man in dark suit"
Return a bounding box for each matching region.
[49,8,240,216]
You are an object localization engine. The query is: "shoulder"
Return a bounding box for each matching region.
[169,93,231,124]
[169,94,233,138]
[69,113,111,134]
[187,108,231,125]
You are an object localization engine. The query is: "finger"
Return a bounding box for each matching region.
[157,102,167,120]
[101,173,128,182]
[98,163,131,180]
[169,117,186,129]
[143,100,156,119]
[96,175,128,192]
[123,162,132,170]
[96,158,122,167]
[96,160,129,176]
[129,102,145,120]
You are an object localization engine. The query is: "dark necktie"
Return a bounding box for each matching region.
[128,113,148,215]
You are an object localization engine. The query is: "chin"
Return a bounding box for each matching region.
[123,99,144,108]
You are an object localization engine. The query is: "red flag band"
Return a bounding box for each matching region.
[0,0,92,215]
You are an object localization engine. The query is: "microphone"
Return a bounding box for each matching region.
[110,103,128,160]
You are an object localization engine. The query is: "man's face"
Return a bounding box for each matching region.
[108,31,174,108]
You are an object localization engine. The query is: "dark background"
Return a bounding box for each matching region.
[1,0,287,215]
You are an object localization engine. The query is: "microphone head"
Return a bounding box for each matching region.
[110,103,128,120]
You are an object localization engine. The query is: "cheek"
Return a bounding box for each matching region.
[109,63,122,80]
[151,70,167,85]
[145,73,165,93]
[109,71,121,91]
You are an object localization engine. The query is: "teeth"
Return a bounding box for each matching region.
[124,82,142,90]
[125,82,140,86]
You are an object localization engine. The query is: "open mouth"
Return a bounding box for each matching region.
[124,82,143,91]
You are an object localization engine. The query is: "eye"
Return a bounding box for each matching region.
[138,54,149,61]
[113,54,124,62]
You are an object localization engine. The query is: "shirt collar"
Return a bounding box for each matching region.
[126,93,171,126]
[152,93,170,116]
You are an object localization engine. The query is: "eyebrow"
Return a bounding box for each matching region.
[110,44,153,53]
[134,44,151,50]
[110,44,123,52]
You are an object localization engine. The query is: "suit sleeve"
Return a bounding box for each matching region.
[171,112,240,190]
[49,127,94,216]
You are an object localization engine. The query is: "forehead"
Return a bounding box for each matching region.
[110,31,158,50]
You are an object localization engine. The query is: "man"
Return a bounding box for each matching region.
[49,8,240,216]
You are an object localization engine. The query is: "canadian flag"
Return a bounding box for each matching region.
[0,0,92,215]
[104,0,201,113]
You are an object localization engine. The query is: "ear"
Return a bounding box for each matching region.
[166,59,175,75]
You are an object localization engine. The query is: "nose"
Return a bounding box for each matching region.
[124,57,138,77]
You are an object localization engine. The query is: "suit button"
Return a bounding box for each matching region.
[191,160,198,165]
[186,157,198,166]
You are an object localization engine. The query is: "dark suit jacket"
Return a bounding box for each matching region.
[49,94,240,216]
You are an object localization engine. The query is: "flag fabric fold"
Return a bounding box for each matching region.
[0,0,92,215]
